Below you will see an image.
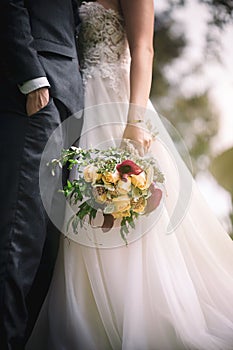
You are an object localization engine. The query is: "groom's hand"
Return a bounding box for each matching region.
[26,87,50,116]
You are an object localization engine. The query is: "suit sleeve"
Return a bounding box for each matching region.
[0,0,46,85]
[72,0,81,27]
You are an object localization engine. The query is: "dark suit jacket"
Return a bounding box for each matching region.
[0,0,83,114]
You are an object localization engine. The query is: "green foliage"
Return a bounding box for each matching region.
[209,147,233,195]
[165,93,219,175]
[166,0,233,27]
[151,17,186,98]
[209,147,233,237]
[152,1,232,234]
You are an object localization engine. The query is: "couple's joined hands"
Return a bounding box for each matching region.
[26,87,50,116]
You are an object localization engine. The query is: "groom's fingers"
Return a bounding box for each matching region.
[26,87,50,116]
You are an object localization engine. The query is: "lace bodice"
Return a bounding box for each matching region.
[78,2,130,95]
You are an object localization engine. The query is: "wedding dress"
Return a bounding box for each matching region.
[26,2,233,349]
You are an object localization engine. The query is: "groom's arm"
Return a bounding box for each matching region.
[72,0,80,27]
[0,0,47,86]
[0,1,50,115]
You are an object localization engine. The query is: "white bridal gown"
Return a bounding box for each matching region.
[27,2,233,349]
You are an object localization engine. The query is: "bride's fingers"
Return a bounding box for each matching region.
[121,124,153,156]
[120,137,143,156]
[143,135,152,153]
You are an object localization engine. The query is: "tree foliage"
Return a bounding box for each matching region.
[151,15,219,175]
[166,0,233,27]
[151,1,232,232]
[209,148,233,235]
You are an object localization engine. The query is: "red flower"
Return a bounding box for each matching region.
[145,183,163,214]
[116,160,143,181]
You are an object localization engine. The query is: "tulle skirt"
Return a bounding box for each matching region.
[26,70,233,350]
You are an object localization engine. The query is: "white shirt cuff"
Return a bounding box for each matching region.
[18,77,51,94]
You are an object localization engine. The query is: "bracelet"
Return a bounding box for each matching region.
[128,119,145,124]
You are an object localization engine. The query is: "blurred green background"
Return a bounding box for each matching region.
[151,0,233,236]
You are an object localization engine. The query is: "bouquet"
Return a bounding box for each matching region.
[49,141,165,245]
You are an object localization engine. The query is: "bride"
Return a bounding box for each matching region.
[27,0,233,349]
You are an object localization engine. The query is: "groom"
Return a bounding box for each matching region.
[0,1,83,349]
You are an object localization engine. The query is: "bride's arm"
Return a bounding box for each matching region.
[120,0,154,110]
[120,0,155,152]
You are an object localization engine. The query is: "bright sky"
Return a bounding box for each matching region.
[156,0,233,231]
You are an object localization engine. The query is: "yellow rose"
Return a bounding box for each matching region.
[144,165,154,189]
[102,170,120,184]
[112,210,131,219]
[112,195,131,213]
[83,164,102,183]
[131,166,153,190]
[116,178,131,195]
[131,197,147,213]
[95,193,107,204]
[93,187,107,204]
[131,171,147,190]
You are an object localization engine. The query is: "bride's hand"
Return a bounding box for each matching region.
[122,123,152,155]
